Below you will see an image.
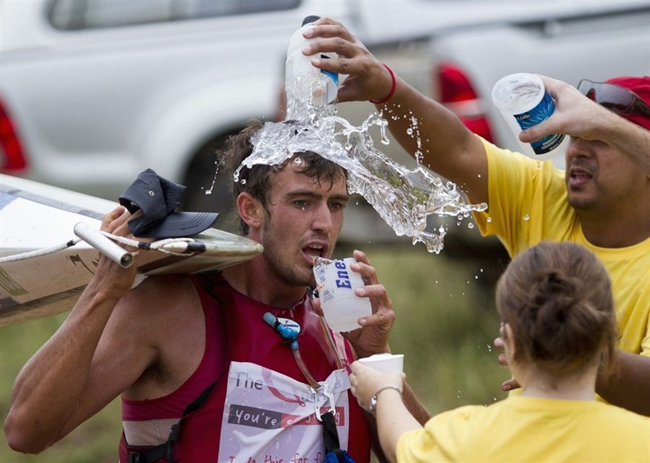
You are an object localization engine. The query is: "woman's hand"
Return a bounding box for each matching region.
[349,361,404,412]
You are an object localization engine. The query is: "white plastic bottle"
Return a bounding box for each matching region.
[285,15,339,120]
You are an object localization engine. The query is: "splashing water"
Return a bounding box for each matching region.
[235,83,486,254]
[205,157,224,195]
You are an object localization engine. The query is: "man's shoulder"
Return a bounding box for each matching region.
[116,275,201,322]
[128,274,195,300]
[480,137,567,200]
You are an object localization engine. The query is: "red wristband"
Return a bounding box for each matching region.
[370,63,396,105]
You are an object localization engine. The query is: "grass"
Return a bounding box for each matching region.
[0,314,122,463]
[0,245,509,462]
[362,247,509,414]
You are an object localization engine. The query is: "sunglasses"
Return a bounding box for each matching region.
[577,79,650,117]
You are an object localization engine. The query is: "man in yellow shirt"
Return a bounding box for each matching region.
[304,18,650,416]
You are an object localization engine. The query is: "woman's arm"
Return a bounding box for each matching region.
[350,361,423,463]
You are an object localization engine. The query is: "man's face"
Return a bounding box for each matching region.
[256,161,348,287]
[565,137,649,214]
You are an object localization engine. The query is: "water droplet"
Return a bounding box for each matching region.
[477,174,481,178]
[486,217,492,223]
[523,214,530,221]
[474,275,478,279]
[435,280,438,284]
[468,222,474,229]
[480,268,484,272]
[240,179,247,185]
[406,128,413,136]
[493,397,498,401]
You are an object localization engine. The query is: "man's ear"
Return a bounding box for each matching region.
[237,192,265,231]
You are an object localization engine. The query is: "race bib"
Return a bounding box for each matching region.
[218,362,351,463]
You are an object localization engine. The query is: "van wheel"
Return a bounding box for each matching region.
[183,133,240,233]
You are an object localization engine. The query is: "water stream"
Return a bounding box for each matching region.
[235,80,486,254]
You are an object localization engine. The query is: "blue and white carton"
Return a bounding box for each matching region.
[492,73,569,160]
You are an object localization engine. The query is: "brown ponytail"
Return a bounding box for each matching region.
[496,242,617,376]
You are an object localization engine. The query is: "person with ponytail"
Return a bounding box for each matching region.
[350,242,650,463]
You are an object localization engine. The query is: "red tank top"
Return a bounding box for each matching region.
[119,274,371,462]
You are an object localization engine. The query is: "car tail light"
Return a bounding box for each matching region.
[436,63,494,142]
[0,98,28,172]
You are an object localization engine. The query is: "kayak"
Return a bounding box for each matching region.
[0,174,262,326]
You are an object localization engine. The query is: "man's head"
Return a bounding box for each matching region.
[565,76,650,214]
[223,120,349,287]
[578,76,650,130]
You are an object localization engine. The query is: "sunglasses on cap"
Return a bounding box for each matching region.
[578,79,650,117]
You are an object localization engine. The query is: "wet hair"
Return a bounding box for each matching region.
[222,120,347,235]
[496,241,617,376]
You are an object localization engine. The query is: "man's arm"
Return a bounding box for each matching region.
[402,381,432,425]
[597,351,650,417]
[3,209,157,453]
[520,75,650,176]
[305,18,489,204]
[312,249,429,459]
[344,249,431,425]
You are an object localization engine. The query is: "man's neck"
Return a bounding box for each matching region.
[579,202,650,248]
[221,258,307,308]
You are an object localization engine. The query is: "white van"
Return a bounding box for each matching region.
[2,0,648,239]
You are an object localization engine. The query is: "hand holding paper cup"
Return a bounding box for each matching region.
[357,353,404,374]
[313,257,372,333]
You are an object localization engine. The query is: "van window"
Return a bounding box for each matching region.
[50,0,301,30]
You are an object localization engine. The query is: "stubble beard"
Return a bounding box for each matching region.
[566,176,599,214]
[567,194,596,213]
[261,223,315,288]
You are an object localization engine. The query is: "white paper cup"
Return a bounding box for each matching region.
[313,257,372,333]
[358,353,404,374]
[492,73,568,160]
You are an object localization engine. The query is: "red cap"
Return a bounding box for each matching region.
[605,76,650,131]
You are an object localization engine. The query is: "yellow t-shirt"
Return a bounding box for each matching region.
[397,396,650,463]
[473,138,650,356]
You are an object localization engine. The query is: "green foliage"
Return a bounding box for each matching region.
[0,247,508,462]
[366,248,509,415]
[0,314,122,463]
